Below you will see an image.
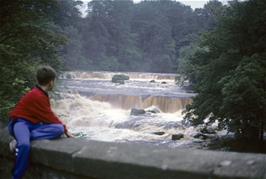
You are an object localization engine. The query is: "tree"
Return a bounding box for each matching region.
[0,0,66,122]
[54,0,90,70]
[220,55,266,140]
[178,0,266,141]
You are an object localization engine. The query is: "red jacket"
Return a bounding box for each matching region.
[9,86,67,132]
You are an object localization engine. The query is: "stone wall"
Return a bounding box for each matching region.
[0,128,266,179]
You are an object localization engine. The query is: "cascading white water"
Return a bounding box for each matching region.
[51,93,190,142]
[53,71,199,146]
[51,93,129,128]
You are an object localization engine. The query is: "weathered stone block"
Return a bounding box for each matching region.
[1,128,266,179]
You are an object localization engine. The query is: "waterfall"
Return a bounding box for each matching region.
[90,95,192,113]
[53,71,197,143]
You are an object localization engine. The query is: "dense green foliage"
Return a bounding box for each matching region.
[63,0,221,72]
[0,0,66,121]
[178,0,266,140]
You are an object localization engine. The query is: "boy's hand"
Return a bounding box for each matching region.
[65,131,75,138]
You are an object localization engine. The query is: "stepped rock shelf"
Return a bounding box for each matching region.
[1,129,266,179]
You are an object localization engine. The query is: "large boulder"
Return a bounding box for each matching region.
[172,133,184,140]
[130,108,146,116]
[111,74,129,84]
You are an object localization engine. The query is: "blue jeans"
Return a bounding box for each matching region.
[8,119,64,179]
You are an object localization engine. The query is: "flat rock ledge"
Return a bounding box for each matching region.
[0,128,266,179]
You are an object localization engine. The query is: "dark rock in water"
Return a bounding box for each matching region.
[111,74,129,84]
[130,108,146,116]
[200,126,216,134]
[193,133,214,140]
[66,73,72,79]
[145,106,161,114]
[161,81,167,84]
[153,132,165,135]
[150,80,156,83]
[193,133,208,140]
[172,133,184,140]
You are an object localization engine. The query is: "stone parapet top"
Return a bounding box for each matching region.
[0,128,266,179]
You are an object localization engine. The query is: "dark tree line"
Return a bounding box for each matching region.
[62,0,223,73]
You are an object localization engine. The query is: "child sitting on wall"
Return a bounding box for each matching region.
[8,65,73,179]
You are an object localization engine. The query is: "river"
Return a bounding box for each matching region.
[51,71,217,149]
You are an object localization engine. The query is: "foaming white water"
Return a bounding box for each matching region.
[52,71,202,147]
[51,93,129,127]
[51,93,195,142]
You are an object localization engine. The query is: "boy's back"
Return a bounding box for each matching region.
[10,86,64,126]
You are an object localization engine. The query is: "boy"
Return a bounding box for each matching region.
[8,65,72,179]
